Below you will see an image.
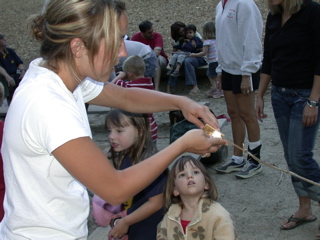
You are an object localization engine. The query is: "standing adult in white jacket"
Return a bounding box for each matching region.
[215,0,264,179]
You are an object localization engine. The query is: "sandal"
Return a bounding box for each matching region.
[280,215,317,230]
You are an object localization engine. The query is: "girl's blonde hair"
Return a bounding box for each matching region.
[30,0,126,82]
[202,21,216,40]
[267,0,304,15]
[163,155,218,212]
[105,109,157,169]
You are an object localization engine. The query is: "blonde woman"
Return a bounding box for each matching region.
[256,0,320,235]
[0,0,226,239]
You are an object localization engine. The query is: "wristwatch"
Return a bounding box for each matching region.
[307,100,319,108]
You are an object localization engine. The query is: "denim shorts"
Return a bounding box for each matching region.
[206,62,218,78]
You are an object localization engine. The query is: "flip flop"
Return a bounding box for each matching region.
[280,215,317,230]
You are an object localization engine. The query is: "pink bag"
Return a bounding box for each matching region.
[92,195,127,227]
[92,195,128,240]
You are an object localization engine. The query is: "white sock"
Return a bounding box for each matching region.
[232,155,244,164]
[248,140,261,150]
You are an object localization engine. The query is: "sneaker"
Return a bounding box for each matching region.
[235,161,262,179]
[166,70,174,76]
[205,88,217,96]
[215,159,246,173]
[212,91,224,99]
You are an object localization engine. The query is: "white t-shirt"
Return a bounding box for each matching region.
[0,58,103,239]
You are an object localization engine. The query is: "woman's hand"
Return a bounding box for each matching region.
[303,104,318,127]
[215,75,222,90]
[178,129,227,156]
[179,98,220,130]
[241,75,252,95]
[256,96,267,122]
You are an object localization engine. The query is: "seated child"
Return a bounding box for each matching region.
[157,155,237,240]
[167,24,203,77]
[92,109,167,240]
[111,55,158,143]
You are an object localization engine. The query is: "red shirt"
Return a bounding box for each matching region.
[180,219,191,233]
[131,32,168,62]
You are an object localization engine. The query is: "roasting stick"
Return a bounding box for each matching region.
[203,124,320,187]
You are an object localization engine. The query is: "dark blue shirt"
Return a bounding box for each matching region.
[120,155,167,240]
[261,0,320,89]
[174,36,203,53]
[0,48,23,76]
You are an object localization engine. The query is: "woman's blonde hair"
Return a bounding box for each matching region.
[267,0,304,15]
[163,155,218,212]
[30,0,126,82]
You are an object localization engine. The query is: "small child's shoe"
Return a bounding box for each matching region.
[166,70,174,76]
[171,70,180,77]
[212,91,224,99]
[205,88,218,96]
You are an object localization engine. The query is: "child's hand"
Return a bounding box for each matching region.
[109,217,129,239]
[116,71,127,79]
[179,129,227,156]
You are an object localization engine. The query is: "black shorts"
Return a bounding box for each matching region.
[221,70,260,94]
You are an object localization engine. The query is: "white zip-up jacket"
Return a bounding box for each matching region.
[215,0,263,76]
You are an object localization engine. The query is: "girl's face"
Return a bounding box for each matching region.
[107,120,138,152]
[173,162,209,198]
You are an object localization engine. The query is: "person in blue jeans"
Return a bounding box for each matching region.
[256,0,320,235]
[167,56,206,95]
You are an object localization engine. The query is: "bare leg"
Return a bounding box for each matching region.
[224,91,245,156]
[235,91,260,142]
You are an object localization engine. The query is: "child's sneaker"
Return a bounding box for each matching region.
[212,91,224,99]
[205,88,217,96]
[215,159,246,173]
[171,70,180,77]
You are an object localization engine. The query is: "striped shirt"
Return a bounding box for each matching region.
[203,39,217,63]
[114,77,158,141]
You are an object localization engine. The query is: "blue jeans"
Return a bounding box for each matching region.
[271,85,320,200]
[167,57,206,87]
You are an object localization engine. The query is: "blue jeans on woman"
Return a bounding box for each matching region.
[167,57,206,87]
[271,85,320,200]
